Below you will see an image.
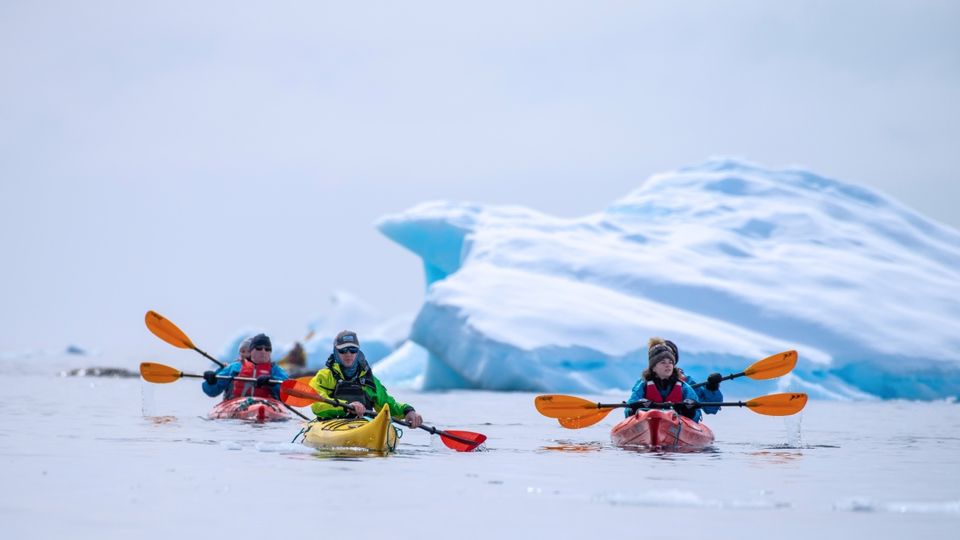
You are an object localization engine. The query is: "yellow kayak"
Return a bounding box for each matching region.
[300,404,398,453]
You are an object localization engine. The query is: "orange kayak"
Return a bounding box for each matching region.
[610,409,715,450]
[208,397,291,423]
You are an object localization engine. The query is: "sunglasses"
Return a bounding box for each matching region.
[254,346,272,352]
[338,346,359,354]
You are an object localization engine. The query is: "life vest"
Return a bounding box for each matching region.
[331,379,375,411]
[644,380,684,403]
[230,360,274,399]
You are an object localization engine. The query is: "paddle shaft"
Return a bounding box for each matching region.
[194,348,226,369]
[178,372,284,385]
[690,371,742,390]
[284,386,478,446]
[598,400,764,410]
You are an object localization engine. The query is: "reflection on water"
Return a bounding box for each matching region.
[540,440,604,453]
[617,444,720,456]
[748,450,804,465]
[306,449,393,460]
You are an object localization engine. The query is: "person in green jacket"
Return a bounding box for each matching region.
[308,330,423,428]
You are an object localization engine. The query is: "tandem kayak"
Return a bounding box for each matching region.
[610,409,715,450]
[298,404,398,453]
[208,397,291,423]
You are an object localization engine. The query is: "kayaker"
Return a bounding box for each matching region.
[307,330,423,428]
[237,337,252,362]
[658,338,724,412]
[202,333,290,401]
[624,337,712,422]
[278,341,308,372]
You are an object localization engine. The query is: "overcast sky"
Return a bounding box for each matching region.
[2,1,958,363]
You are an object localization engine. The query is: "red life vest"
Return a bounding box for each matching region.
[230,360,274,399]
[644,380,684,403]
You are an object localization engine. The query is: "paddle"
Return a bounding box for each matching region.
[145,311,226,368]
[140,362,289,386]
[143,311,311,421]
[536,392,808,428]
[279,380,487,452]
[689,350,798,389]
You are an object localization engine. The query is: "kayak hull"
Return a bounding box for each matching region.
[301,404,398,453]
[208,397,291,423]
[610,409,715,450]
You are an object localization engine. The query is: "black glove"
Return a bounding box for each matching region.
[254,375,272,388]
[673,399,698,418]
[203,371,218,385]
[705,372,723,391]
[628,399,652,413]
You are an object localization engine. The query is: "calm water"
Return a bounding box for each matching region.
[1,359,958,539]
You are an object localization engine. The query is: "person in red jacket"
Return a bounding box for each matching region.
[201,333,290,401]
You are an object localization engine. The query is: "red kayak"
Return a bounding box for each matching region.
[610,409,715,450]
[208,397,291,423]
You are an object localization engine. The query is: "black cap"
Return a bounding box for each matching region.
[334,330,360,350]
[249,334,272,350]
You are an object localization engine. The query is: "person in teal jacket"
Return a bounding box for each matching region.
[659,338,724,411]
[625,337,723,422]
[201,334,290,401]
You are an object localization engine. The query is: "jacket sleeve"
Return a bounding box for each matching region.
[695,388,723,415]
[269,365,291,400]
[687,377,723,414]
[201,363,236,397]
[372,376,414,419]
[624,379,645,417]
[680,383,703,423]
[686,377,723,415]
[308,370,346,419]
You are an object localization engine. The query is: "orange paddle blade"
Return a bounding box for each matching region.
[745,392,808,416]
[558,410,611,429]
[280,379,323,407]
[535,394,609,419]
[139,362,183,384]
[145,311,195,349]
[744,350,798,380]
[439,430,487,452]
[295,376,313,385]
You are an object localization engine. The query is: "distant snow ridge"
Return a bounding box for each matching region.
[217,291,413,371]
[376,158,960,400]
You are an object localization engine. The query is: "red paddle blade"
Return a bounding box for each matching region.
[439,430,487,452]
[279,379,317,407]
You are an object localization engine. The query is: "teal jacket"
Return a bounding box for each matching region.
[201,361,290,401]
[625,379,705,422]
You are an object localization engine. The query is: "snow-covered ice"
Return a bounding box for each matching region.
[375,159,960,400]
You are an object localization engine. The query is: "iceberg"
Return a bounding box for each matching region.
[376,158,960,400]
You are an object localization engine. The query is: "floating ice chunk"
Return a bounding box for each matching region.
[834,497,960,514]
[378,158,960,399]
